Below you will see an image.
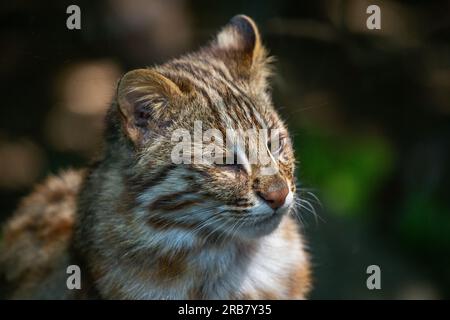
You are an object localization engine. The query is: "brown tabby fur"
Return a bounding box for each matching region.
[0,15,311,299]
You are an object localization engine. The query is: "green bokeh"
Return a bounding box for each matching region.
[295,128,393,216]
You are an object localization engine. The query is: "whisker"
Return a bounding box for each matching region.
[290,203,306,227]
[296,200,318,225]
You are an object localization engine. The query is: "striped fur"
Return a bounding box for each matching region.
[1,15,311,299]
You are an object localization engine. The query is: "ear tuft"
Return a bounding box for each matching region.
[117,69,181,145]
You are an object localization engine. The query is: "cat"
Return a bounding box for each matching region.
[0,15,311,299]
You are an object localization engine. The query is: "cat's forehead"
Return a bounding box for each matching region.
[159,58,276,131]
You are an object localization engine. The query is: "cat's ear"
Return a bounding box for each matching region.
[117,69,182,145]
[215,15,263,63]
[213,15,270,87]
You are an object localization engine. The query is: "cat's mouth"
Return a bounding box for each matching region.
[238,207,287,238]
[254,208,285,224]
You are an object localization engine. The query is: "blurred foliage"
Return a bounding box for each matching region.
[296,129,393,216]
[399,193,450,250]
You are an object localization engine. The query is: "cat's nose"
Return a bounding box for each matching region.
[257,186,289,210]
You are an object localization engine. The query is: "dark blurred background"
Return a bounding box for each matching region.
[1,0,449,299]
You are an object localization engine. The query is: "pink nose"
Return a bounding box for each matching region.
[257,186,289,210]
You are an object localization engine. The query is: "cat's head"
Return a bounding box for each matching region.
[111,15,297,240]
